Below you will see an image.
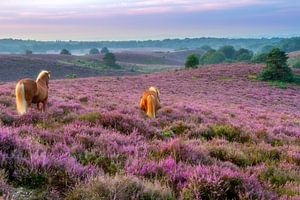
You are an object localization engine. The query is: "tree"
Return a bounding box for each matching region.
[185,54,199,68]
[103,52,117,67]
[259,48,294,82]
[261,45,275,53]
[200,50,226,65]
[89,48,100,55]
[200,45,212,51]
[60,49,71,55]
[101,47,109,54]
[25,50,32,55]
[235,48,253,61]
[251,53,268,63]
[219,45,236,59]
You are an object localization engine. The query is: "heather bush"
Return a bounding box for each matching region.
[208,146,250,167]
[201,124,251,143]
[65,175,175,200]
[0,113,15,126]
[168,121,190,135]
[180,165,273,200]
[149,139,212,165]
[259,166,300,187]
[78,112,101,123]
[74,150,124,174]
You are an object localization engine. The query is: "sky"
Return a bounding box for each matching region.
[0,0,300,40]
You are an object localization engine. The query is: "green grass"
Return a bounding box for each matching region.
[58,59,107,69]
[268,81,288,89]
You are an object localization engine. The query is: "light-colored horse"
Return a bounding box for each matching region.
[140,86,161,118]
[15,70,50,115]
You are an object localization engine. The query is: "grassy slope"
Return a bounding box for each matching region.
[0,63,299,199]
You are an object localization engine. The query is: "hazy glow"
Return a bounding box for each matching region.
[0,0,299,40]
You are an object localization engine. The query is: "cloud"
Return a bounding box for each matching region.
[0,0,277,21]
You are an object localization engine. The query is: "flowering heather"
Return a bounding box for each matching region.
[0,63,299,199]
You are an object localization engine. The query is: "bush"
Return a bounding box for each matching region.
[89,48,100,55]
[65,175,175,200]
[201,124,250,143]
[259,48,294,82]
[185,54,199,68]
[259,166,299,187]
[60,48,71,55]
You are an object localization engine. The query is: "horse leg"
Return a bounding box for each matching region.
[42,100,48,112]
[37,102,42,111]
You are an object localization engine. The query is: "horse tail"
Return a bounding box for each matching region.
[146,95,156,118]
[16,82,27,115]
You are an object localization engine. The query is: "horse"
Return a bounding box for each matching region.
[140,86,161,118]
[15,70,50,115]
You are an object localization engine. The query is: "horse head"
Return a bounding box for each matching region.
[148,86,160,101]
[36,70,51,87]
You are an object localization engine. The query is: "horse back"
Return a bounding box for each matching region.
[17,79,38,102]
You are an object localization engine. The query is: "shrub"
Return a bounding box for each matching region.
[60,48,71,55]
[259,48,294,82]
[89,48,100,55]
[185,54,199,68]
[201,124,250,143]
[74,150,123,174]
[65,175,175,200]
[78,112,101,123]
[259,166,300,187]
[208,146,250,167]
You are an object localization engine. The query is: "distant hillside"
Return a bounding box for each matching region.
[0,51,185,82]
[0,37,291,53]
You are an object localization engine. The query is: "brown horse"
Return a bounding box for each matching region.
[15,70,50,115]
[140,86,161,118]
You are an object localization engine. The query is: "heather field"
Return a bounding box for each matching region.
[0,63,299,199]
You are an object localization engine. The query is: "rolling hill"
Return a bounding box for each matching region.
[0,63,299,199]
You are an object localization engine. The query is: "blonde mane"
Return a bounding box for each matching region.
[36,70,50,82]
[148,86,160,95]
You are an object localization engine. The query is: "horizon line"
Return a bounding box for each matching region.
[1,35,300,42]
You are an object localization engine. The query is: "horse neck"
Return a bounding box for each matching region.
[36,78,47,87]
